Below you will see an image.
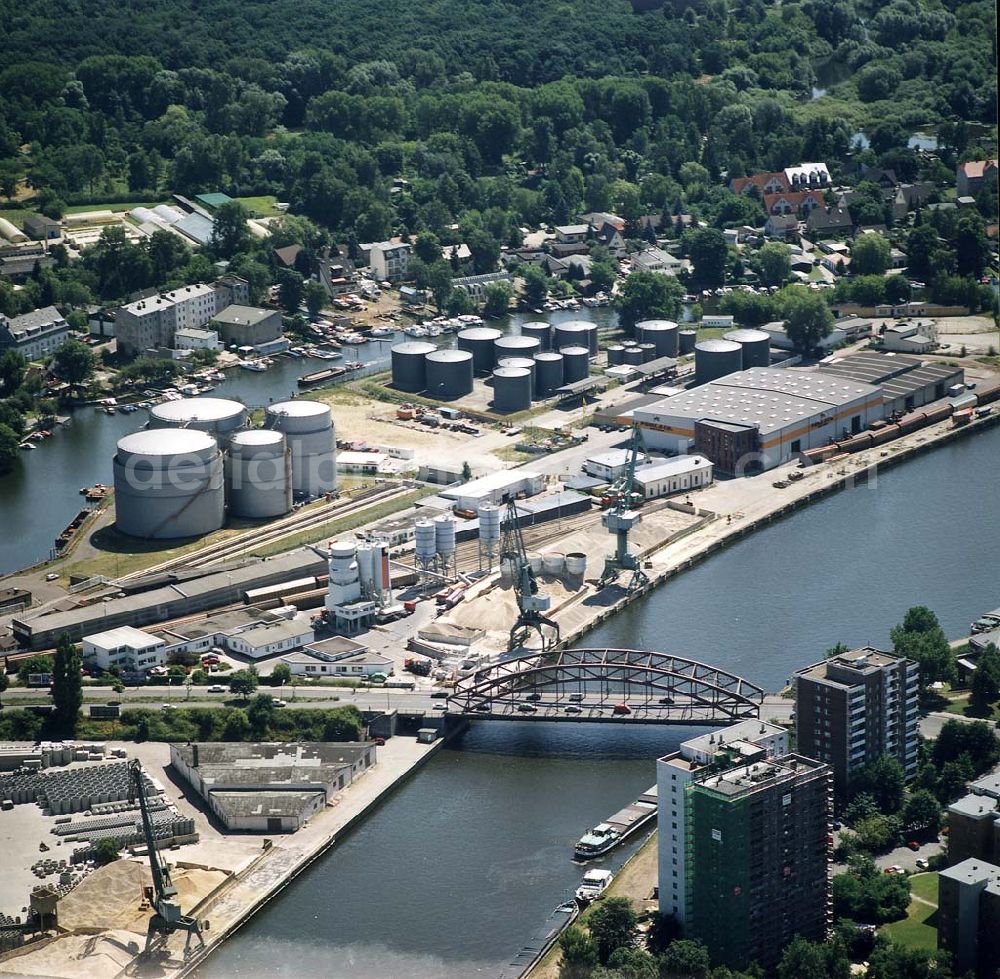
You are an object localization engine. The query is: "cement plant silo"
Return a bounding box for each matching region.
[560,345,590,384]
[492,367,533,412]
[226,430,292,519]
[425,349,474,399]
[520,321,552,351]
[497,356,535,398]
[494,334,541,364]
[623,346,644,366]
[113,429,224,539]
[636,320,679,358]
[554,321,598,356]
[265,400,336,497]
[479,504,501,547]
[457,327,503,375]
[606,345,626,366]
[533,352,564,397]
[679,329,698,355]
[434,514,457,563]
[695,338,743,385]
[149,398,246,443]
[724,328,771,369]
[414,519,437,571]
[391,341,436,392]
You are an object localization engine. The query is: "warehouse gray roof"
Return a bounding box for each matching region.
[818,352,962,400]
[211,304,275,325]
[3,305,66,336]
[211,791,324,819]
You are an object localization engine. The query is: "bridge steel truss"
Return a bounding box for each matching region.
[449,648,765,724]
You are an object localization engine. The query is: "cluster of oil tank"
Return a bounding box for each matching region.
[694,329,771,384]
[390,320,602,411]
[113,397,337,540]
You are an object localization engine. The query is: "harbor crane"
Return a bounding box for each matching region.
[498,494,560,651]
[597,422,650,594]
[128,760,204,961]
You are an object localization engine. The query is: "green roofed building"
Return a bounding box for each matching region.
[196,192,234,210]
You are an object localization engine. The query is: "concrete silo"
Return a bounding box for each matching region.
[425,349,474,399]
[457,327,503,375]
[724,328,771,369]
[391,341,436,392]
[533,352,564,397]
[226,430,292,519]
[520,321,552,351]
[492,367,533,412]
[113,429,225,539]
[695,339,743,385]
[265,400,336,497]
[559,345,590,384]
[636,320,679,358]
[148,397,246,443]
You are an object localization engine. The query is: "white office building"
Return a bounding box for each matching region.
[82,626,167,673]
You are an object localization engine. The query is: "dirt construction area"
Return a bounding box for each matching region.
[926,314,1000,355]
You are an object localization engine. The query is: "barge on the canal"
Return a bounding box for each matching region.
[573,784,657,861]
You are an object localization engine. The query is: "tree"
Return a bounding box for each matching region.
[606,946,658,978]
[17,654,53,685]
[51,633,83,736]
[832,854,910,923]
[756,242,791,287]
[271,663,292,687]
[931,719,1000,774]
[0,670,8,707]
[825,641,850,659]
[211,201,250,258]
[0,424,18,475]
[852,814,899,852]
[684,228,728,289]
[51,339,95,388]
[777,936,849,979]
[851,234,891,275]
[229,669,259,700]
[884,275,911,305]
[660,938,710,978]
[482,280,513,318]
[970,642,1000,712]
[891,606,956,688]
[413,232,441,264]
[304,279,327,317]
[276,268,304,313]
[615,271,684,333]
[246,692,276,736]
[558,925,598,979]
[866,943,950,979]
[92,837,123,865]
[222,708,251,740]
[779,285,834,353]
[587,897,637,964]
[0,350,26,394]
[521,265,549,306]
[850,756,906,813]
[902,789,941,835]
[461,461,472,482]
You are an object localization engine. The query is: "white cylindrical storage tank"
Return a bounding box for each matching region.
[479,504,501,542]
[623,346,644,366]
[542,552,565,576]
[724,328,771,369]
[520,321,552,351]
[370,542,387,593]
[554,321,598,356]
[527,552,543,574]
[496,356,536,398]
[149,397,246,442]
[695,339,743,385]
[636,320,679,358]
[679,329,698,355]
[265,400,336,497]
[0,217,28,243]
[607,345,626,366]
[226,430,292,519]
[456,327,503,374]
[434,514,457,556]
[494,334,541,364]
[328,540,358,584]
[533,352,564,398]
[356,544,376,594]
[565,552,587,577]
[559,346,590,384]
[492,367,532,412]
[425,349,473,399]
[391,341,436,392]
[415,520,437,563]
[113,429,224,539]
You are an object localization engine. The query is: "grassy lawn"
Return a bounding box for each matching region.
[235,195,282,217]
[881,872,939,952]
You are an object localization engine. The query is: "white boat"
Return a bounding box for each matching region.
[370,327,393,338]
[20,441,37,450]
[287,347,305,358]
[575,868,613,904]
[405,326,428,337]
[573,823,622,861]
[240,360,267,372]
[457,314,484,326]
[425,325,442,337]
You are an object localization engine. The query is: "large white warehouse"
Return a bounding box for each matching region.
[440,469,545,513]
[632,367,884,473]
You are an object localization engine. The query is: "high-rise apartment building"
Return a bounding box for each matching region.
[793,646,919,795]
[937,858,1000,978]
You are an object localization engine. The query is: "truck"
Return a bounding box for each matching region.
[384,676,416,690]
[404,655,433,677]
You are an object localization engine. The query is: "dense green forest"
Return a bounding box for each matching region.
[0,0,995,321]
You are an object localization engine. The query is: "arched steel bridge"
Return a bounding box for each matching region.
[447,648,764,725]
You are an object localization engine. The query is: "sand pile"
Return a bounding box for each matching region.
[0,930,140,979]
[56,860,151,935]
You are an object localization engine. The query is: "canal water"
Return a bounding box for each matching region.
[199,425,1000,979]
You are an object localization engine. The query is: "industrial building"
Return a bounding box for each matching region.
[632,368,884,473]
[114,284,218,356]
[937,859,1000,978]
[280,636,393,678]
[324,539,393,634]
[633,455,713,499]
[657,736,830,970]
[210,305,283,348]
[817,351,963,414]
[169,742,376,832]
[793,646,919,796]
[440,469,545,513]
[113,428,226,540]
[583,449,653,482]
[947,774,1000,865]
[157,608,314,659]
[81,626,167,673]
[12,549,328,648]
[0,306,70,361]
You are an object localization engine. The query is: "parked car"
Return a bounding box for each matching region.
[433,704,447,711]
[517,703,538,713]
[45,572,60,582]
[907,841,920,851]
[161,704,176,711]
[915,858,929,870]
[272,699,287,708]
[430,690,449,699]
[207,684,227,693]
